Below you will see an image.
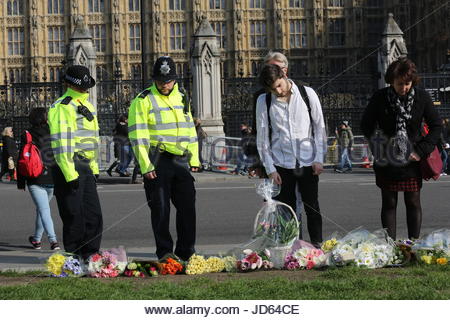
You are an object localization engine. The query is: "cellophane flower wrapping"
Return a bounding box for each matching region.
[411,229,450,265]
[229,181,299,269]
[86,246,128,278]
[329,228,396,268]
[46,252,85,277]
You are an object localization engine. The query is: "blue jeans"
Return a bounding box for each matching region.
[441,150,448,173]
[339,147,352,170]
[28,184,57,243]
[118,145,133,174]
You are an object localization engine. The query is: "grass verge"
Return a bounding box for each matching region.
[0,265,449,299]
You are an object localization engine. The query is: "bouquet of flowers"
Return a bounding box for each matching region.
[284,240,327,270]
[160,257,184,275]
[412,229,450,265]
[329,228,396,268]
[388,240,414,266]
[86,247,128,278]
[46,253,84,277]
[237,249,273,272]
[124,261,160,277]
[252,181,299,248]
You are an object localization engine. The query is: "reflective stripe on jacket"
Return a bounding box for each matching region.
[128,83,199,174]
[48,88,100,182]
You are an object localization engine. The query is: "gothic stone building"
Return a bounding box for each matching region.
[0,0,448,84]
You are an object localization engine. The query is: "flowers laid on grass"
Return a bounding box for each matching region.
[205,256,226,273]
[160,258,184,275]
[284,242,327,270]
[412,229,450,266]
[223,256,238,272]
[86,248,127,278]
[123,262,146,278]
[46,253,84,277]
[185,254,206,275]
[237,249,273,272]
[416,249,449,265]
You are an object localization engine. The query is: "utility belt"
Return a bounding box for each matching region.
[73,153,90,163]
[149,145,189,162]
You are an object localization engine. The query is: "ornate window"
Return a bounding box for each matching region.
[131,64,142,80]
[7,0,24,15]
[250,0,266,8]
[289,0,305,8]
[8,68,24,83]
[169,0,186,10]
[49,67,63,82]
[129,0,140,11]
[8,28,24,56]
[211,21,227,49]
[176,63,189,78]
[48,0,64,14]
[89,25,107,52]
[290,20,307,48]
[48,26,65,54]
[328,18,345,47]
[251,61,263,77]
[250,21,267,48]
[210,0,225,9]
[129,24,141,51]
[96,65,108,81]
[328,0,344,7]
[170,23,186,50]
[88,0,105,13]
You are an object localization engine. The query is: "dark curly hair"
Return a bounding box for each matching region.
[259,64,285,90]
[385,58,420,86]
[29,108,48,127]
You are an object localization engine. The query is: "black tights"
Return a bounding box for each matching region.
[381,190,422,240]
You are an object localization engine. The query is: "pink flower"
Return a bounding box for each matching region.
[306,260,315,270]
[91,254,102,262]
[311,249,324,257]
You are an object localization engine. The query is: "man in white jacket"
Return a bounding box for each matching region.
[256,63,327,247]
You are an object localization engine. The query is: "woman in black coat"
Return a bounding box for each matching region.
[361,58,441,240]
[0,126,18,181]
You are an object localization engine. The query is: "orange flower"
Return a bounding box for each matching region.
[436,257,448,265]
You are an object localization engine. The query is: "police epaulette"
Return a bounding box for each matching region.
[139,89,151,99]
[60,96,73,105]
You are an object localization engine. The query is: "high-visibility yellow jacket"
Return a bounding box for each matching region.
[128,83,199,174]
[48,88,100,182]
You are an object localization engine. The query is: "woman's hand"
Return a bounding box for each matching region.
[409,152,421,161]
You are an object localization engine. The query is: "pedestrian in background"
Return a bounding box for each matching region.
[106,118,121,176]
[17,108,60,250]
[0,127,18,181]
[115,114,132,177]
[128,56,199,261]
[361,58,441,240]
[194,118,207,171]
[48,65,103,260]
[335,120,354,173]
[233,122,251,175]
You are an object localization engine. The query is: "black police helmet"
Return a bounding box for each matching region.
[64,65,96,90]
[152,56,177,82]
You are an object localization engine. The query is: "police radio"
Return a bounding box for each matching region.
[77,100,94,121]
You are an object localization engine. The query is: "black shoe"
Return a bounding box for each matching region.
[50,242,61,250]
[106,169,112,177]
[28,236,42,250]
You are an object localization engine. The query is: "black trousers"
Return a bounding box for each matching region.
[144,153,196,261]
[53,159,103,259]
[274,166,323,245]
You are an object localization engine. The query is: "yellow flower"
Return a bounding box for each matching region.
[436,258,448,265]
[205,257,225,273]
[46,253,66,276]
[321,239,338,252]
[421,255,433,265]
[186,254,206,275]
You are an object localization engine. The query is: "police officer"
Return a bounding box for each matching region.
[128,56,199,261]
[48,65,103,260]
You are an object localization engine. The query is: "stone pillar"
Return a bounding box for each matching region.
[192,17,224,136]
[66,17,97,107]
[378,13,408,88]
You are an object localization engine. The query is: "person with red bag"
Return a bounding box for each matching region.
[17,108,60,250]
[361,58,441,240]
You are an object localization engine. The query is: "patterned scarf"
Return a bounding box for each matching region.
[387,86,415,163]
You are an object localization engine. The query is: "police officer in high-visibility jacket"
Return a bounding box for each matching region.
[128,56,199,261]
[48,65,103,260]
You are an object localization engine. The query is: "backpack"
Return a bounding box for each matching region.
[245,85,312,177]
[18,131,44,178]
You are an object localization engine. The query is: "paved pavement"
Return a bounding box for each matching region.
[1,168,450,272]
